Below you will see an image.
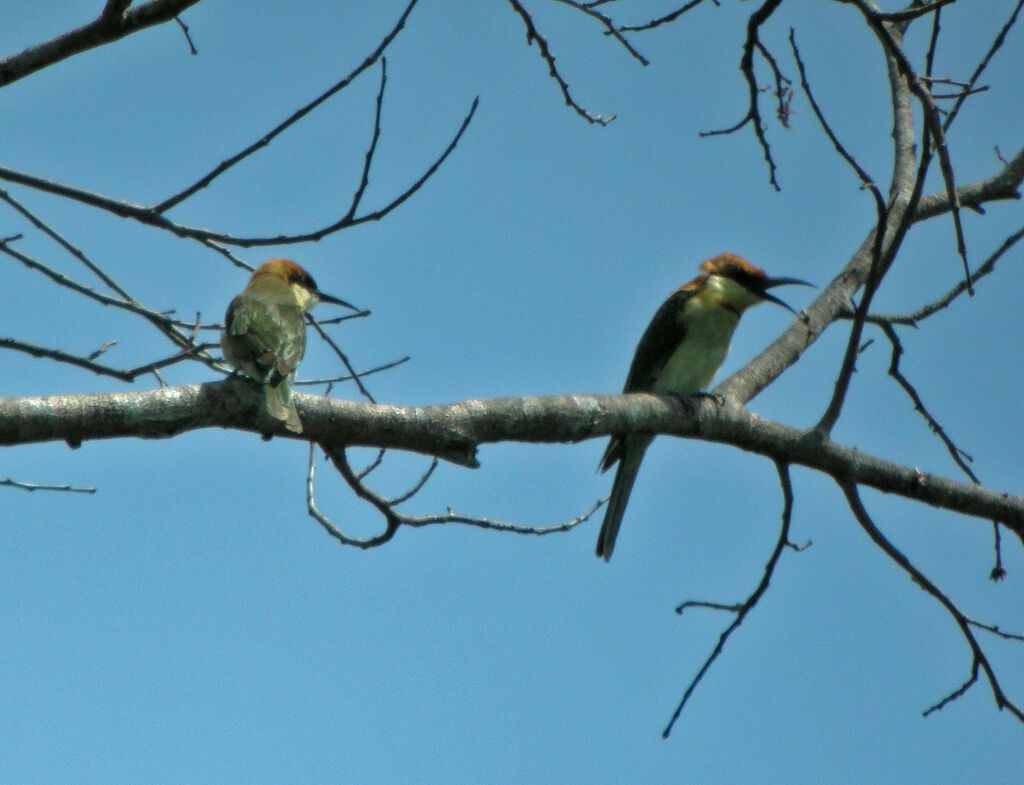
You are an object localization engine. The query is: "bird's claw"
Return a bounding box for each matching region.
[669,391,725,411]
[691,391,725,407]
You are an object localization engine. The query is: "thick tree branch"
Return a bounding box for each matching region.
[913,146,1024,222]
[1,385,1021,539]
[717,141,1024,406]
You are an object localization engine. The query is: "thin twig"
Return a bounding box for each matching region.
[0,90,479,249]
[505,0,615,125]
[968,617,1024,642]
[839,481,1023,723]
[342,58,388,222]
[305,317,376,403]
[789,29,884,207]
[1,478,96,494]
[991,523,1006,581]
[616,0,717,33]
[700,0,786,190]
[153,0,420,214]
[879,324,979,484]
[550,0,649,65]
[868,224,1024,326]
[663,461,796,737]
[942,0,1024,132]
[0,239,214,362]
[0,338,214,381]
[755,39,793,129]
[307,443,602,548]
[0,187,134,300]
[294,355,411,387]
[356,448,387,482]
[389,458,439,505]
[173,15,198,55]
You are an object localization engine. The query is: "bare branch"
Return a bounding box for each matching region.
[878,324,979,484]
[789,29,884,209]
[840,481,1023,723]
[868,223,1024,326]
[0,337,215,382]
[0,0,204,89]
[700,0,786,191]
[968,617,1024,643]
[356,448,387,482]
[152,0,420,214]
[306,443,598,548]
[615,0,718,33]
[305,316,377,403]
[0,187,135,301]
[755,39,794,130]
[4,388,1023,541]
[342,58,388,223]
[1,477,96,494]
[942,0,1024,132]
[294,355,411,387]
[841,0,972,291]
[307,444,400,549]
[812,14,946,436]
[505,0,616,125]
[550,0,650,65]
[388,458,440,506]
[663,461,796,737]
[0,238,210,358]
[0,96,478,247]
[913,145,1024,222]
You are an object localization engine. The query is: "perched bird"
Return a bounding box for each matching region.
[221,258,354,433]
[596,253,811,561]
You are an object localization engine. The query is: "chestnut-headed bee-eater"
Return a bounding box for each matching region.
[221,259,354,434]
[596,253,812,560]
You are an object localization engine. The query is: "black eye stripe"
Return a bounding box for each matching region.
[289,271,318,291]
[723,269,763,292]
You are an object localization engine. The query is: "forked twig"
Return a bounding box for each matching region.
[839,481,1023,723]
[700,0,786,190]
[306,443,601,548]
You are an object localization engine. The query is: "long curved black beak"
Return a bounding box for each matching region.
[316,291,362,313]
[761,276,814,314]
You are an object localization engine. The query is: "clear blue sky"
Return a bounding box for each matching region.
[2,2,1023,782]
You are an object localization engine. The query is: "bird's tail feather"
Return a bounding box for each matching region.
[596,442,648,561]
[265,378,302,433]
